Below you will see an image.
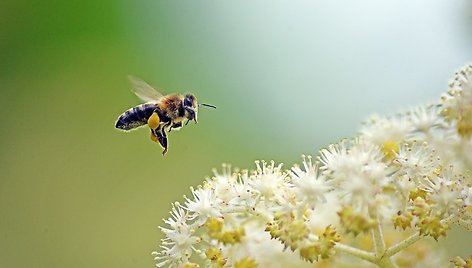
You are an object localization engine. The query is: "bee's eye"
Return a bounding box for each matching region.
[183,97,193,107]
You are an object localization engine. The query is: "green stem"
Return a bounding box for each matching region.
[384,232,421,257]
[372,221,397,268]
[336,214,458,267]
[385,215,456,258]
[334,243,376,263]
[335,242,396,268]
[378,257,396,268]
[372,221,386,254]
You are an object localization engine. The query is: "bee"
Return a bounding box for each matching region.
[115,76,216,155]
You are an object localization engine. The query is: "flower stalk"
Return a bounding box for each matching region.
[334,243,376,262]
[385,214,456,258]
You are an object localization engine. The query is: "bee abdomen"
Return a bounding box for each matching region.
[115,103,156,131]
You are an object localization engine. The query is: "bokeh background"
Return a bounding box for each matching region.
[1,1,472,267]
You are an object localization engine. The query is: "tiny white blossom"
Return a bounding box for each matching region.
[228,171,257,207]
[318,140,350,176]
[360,114,413,146]
[248,160,286,200]
[290,155,332,205]
[421,167,463,214]
[305,192,341,232]
[320,138,392,212]
[184,187,222,225]
[209,169,236,205]
[407,105,446,134]
[394,141,440,180]
[154,204,200,267]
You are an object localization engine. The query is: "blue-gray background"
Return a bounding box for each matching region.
[1,1,471,267]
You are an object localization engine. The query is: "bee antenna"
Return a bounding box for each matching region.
[199,103,217,109]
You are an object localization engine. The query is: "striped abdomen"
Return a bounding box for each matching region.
[115,103,157,131]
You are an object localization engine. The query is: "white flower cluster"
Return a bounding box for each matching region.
[154,64,472,268]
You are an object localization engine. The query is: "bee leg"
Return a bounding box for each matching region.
[159,135,168,155]
[153,128,168,155]
[169,122,182,133]
[161,122,171,138]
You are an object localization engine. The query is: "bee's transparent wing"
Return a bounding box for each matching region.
[128,75,164,102]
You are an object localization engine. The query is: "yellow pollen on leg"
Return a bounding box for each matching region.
[147,112,160,130]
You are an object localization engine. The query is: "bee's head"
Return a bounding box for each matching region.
[183,94,198,123]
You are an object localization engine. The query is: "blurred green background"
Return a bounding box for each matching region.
[1,1,472,267]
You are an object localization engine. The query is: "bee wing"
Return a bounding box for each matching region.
[128,75,164,102]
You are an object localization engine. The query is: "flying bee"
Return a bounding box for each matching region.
[115,76,216,155]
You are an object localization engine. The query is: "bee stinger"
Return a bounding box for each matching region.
[115,76,216,155]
